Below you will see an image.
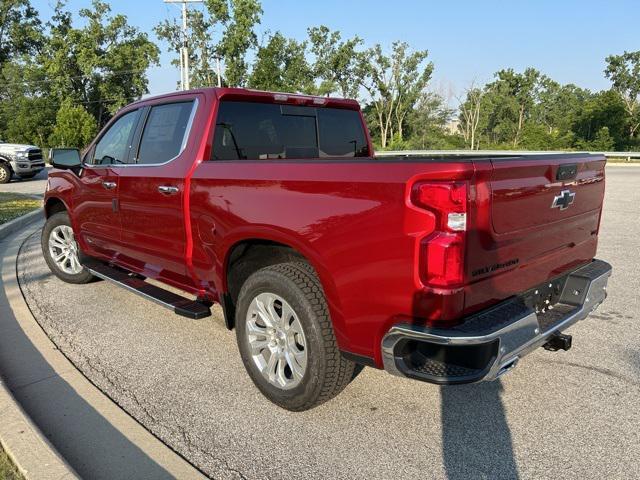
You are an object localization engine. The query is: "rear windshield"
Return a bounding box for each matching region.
[212,101,369,160]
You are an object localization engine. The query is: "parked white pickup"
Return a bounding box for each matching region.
[0,141,45,184]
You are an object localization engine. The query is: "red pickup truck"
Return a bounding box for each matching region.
[43,87,611,411]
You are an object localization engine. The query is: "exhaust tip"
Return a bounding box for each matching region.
[496,357,519,378]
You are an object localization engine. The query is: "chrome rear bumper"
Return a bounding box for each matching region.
[381,259,612,384]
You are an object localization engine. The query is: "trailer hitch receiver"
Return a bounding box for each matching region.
[543,332,572,352]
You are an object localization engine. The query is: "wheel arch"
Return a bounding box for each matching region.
[0,155,13,177]
[44,197,70,218]
[221,234,347,348]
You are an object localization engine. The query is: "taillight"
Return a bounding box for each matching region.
[411,182,468,288]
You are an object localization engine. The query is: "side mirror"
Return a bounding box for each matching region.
[49,148,81,171]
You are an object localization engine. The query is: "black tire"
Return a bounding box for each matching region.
[0,162,11,184]
[41,211,95,284]
[235,262,356,411]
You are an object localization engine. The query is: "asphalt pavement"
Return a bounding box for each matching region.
[0,167,49,196]
[13,166,640,479]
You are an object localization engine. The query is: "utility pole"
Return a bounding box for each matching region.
[164,0,203,91]
[216,56,222,87]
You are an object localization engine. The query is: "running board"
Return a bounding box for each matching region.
[83,259,211,319]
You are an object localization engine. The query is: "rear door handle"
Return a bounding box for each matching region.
[158,185,179,195]
[102,181,116,190]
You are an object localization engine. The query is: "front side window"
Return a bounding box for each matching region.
[137,101,195,164]
[212,101,369,160]
[92,110,139,165]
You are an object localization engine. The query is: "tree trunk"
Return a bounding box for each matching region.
[377,108,387,148]
[514,104,525,147]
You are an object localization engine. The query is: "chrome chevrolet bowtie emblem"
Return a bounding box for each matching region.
[552,189,576,210]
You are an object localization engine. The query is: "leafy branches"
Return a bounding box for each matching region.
[357,42,433,148]
[605,51,640,138]
[0,0,158,148]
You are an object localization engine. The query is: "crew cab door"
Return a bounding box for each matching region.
[114,97,199,289]
[74,109,141,258]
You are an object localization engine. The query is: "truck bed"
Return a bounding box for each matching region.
[189,151,605,364]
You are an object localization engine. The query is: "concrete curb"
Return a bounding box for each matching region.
[0,378,78,479]
[0,222,207,479]
[0,208,43,241]
[0,219,78,479]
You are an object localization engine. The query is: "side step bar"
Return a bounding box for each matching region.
[83,259,211,320]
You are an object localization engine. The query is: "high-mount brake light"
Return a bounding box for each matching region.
[411,181,468,288]
[273,94,288,101]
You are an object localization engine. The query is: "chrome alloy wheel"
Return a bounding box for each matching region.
[246,292,308,390]
[48,225,83,275]
[0,166,8,182]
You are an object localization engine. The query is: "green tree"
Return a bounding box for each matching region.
[573,89,626,149]
[155,9,218,88]
[1,95,55,146]
[0,0,45,140]
[575,126,614,151]
[206,0,262,87]
[0,0,42,65]
[49,98,97,147]
[484,68,542,147]
[458,83,484,149]
[403,92,458,150]
[307,26,362,98]
[156,0,262,88]
[248,32,313,93]
[534,80,587,137]
[357,42,433,148]
[42,0,159,126]
[605,51,640,139]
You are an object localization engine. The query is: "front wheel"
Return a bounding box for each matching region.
[0,162,11,184]
[235,262,356,411]
[41,211,95,284]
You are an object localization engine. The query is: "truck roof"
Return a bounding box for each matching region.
[132,87,361,110]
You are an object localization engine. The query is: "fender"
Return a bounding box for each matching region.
[43,173,89,249]
[219,226,350,351]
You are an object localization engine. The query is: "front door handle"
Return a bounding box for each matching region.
[158,185,179,195]
[102,181,117,190]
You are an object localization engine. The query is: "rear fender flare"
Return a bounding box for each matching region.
[219,227,350,350]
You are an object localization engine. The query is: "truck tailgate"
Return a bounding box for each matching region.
[463,154,606,316]
[490,155,605,234]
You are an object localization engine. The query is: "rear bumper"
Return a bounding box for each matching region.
[381,259,612,384]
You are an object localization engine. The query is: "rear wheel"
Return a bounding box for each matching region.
[235,262,356,411]
[41,211,95,284]
[0,162,11,184]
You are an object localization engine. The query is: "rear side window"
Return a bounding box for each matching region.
[137,101,195,165]
[212,101,369,160]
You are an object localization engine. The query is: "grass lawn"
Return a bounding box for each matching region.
[0,193,41,226]
[0,447,23,480]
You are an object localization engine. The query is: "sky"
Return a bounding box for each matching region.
[30,0,640,100]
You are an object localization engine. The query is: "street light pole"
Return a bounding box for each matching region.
[164,0,203,91]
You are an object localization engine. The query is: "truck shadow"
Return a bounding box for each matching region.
[440,380,519,480]
[0,233,178,479]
